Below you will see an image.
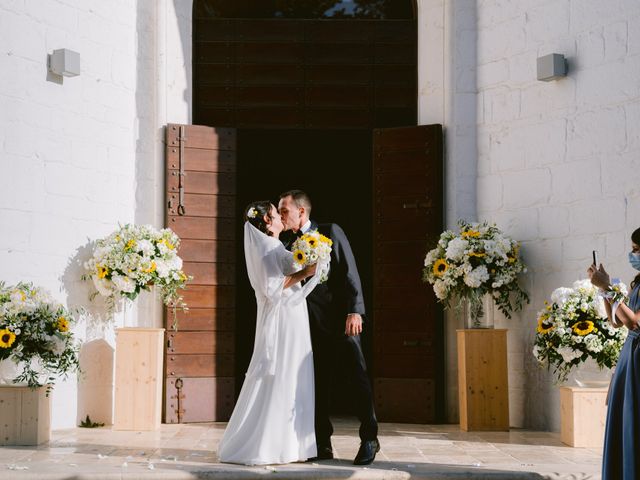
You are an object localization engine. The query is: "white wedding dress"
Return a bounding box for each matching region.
[218,223,321,465]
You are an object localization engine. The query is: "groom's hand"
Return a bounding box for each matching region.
[345,314,362,336]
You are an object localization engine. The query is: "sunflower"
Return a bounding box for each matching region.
[319,234,333,246]
[306,237,318,248]
[461,230,481,238]
[572,320,595,336]
[97,265,109,279]
[432,259,448,277]
[536,315,554,334]
[57,317,70,332]
[293,250,307,265]
[0,329,16,348]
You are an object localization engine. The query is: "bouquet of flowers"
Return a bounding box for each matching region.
[291,231,332,283]
[533,279,628,383]
[84,224,190,328]
[0,282,80,391]
[422,220,529,319]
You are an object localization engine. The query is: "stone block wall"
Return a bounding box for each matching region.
[476,0,640,430]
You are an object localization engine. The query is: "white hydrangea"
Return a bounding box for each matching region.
[584,334,603,353]
[445,237,468,262]
[550,287,573,307]
[464,265,489,288]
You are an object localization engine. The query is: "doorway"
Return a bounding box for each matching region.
[190,0,441,422]
[236,129,373,413]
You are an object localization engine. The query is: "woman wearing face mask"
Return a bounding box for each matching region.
[588,227,640,480]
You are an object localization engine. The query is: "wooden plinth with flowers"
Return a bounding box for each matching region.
[457,329,509,431]
[0,385,51,445]
[560,386,608,448]
[114,328,164,431]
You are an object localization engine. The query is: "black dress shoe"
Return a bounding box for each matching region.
[353,439,380,465]
[308,444,334,461]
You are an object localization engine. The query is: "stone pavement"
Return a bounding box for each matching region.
[0,419,601,479]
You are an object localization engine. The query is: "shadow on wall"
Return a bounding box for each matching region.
[61,240,116,426]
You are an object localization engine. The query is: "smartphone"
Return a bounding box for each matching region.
[592,250,598,266]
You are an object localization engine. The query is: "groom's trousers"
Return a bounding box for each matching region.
[310,326,378,445]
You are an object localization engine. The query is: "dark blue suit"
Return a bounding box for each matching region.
[282,221,378,445]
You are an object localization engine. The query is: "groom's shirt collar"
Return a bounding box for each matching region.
[300,220,312,234]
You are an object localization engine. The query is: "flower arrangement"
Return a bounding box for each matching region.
[533,279,628,383]
[0,282,80,391]
[83,224,190,329]
[422,220,529,322]
[291,231,332,283]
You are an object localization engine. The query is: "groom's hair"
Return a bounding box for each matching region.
[279,189,312,215]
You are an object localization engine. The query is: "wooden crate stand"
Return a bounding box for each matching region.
[560,386,608,448]
[114,328,164,431]
[457,329,510,431]
[0,385,51,445]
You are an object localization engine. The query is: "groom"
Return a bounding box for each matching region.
[278,190,379,465]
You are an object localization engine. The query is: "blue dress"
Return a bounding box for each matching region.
[602,284,640,480]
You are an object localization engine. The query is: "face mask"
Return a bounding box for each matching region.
[629,252,640,271]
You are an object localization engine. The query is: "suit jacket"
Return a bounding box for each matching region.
[282,220,366,335]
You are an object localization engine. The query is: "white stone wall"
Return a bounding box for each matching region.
[0,0,191,429]
[476,0,640,430]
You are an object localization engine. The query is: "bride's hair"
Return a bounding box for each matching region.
[244,201,275,236]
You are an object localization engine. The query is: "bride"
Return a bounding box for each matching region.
[218,201,322,465]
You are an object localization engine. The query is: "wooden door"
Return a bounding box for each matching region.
[372,124,443,423]
[164,123,236,423]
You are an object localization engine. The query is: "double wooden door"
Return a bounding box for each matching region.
[163,123,442,423]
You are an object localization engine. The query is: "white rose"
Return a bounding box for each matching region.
[155,260,170,278]
[92,276,114,297]
[111,274,136,294]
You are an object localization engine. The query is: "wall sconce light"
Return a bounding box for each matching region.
[47,49,80,77]
[537,53,567,82]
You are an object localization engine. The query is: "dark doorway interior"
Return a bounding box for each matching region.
[236,128,373,413]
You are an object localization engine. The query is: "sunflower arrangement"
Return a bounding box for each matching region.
[83,224,191,329]
[422,220,529,320]
[0,282,80,391]
[533,279,628,383]
[291,230,332,283]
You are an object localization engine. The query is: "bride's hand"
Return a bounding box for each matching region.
[302,263,317,278]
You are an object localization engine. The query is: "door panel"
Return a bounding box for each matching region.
[373,125,443,423]
[164,123,236,423]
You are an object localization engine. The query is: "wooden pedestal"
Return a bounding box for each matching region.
[457,329,509,431]
[0,386,51,445]
[114,328,164,431]
[560,386,608,447]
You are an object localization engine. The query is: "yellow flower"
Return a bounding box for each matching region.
[143,261,157,273]
[461,230,481,238]
[305,237,318,248]
[293,250,307,265]
[537,315,554,334]
[179,271,187,281]
[57,317,70,332]
[319,234,332,246]
[0,329,16,348]
[125,239,136,251]
[97,265,109,279]
[433,259,448,277]
[469,252,486,258]
[159,238,175,250]
[572,320,595,336]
